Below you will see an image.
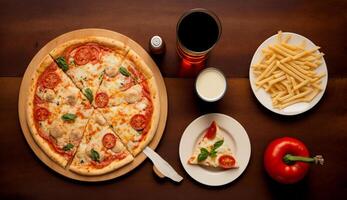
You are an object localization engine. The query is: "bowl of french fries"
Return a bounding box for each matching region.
[249,31,328,115]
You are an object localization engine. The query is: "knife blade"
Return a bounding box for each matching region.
[143,147,183,182]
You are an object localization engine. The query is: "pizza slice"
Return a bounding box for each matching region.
[188,121,238,169]
[99,89,160,156]
[27,55,94,167]
[69,110,133,175]
[93,49,154,108]
[50,37,129,104]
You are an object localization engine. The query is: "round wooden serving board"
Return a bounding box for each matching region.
[18,28,168,182]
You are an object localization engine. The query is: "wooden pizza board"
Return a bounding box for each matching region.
[18,28,168,182]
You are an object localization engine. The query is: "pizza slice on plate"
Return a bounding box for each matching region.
[27,55,94,167]
[50,37,129,104]
[188,121,238,169]
[99,90,160,156]
[70,110,133,175]
[94,48,155,108]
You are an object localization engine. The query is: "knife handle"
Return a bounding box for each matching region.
[153,165,165,178]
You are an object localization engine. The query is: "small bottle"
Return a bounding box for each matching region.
[149,35,166,55]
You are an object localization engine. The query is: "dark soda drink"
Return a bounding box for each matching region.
[176,8,221,74]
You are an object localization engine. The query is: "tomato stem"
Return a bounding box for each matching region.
[283,154,324,165]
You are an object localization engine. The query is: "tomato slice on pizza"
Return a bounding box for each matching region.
[70,110,133,175]
[188,121,238,169]
[27,56,93,167]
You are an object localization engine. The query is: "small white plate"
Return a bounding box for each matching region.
[249,32,328,115]
[179,113,251,186]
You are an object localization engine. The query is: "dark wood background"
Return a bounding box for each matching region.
[0,0,346,199]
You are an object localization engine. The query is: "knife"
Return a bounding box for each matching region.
[143,147,183,182]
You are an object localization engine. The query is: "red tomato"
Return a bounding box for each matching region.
[40,72,60,89]
[74,46,91,65]
[264,137,310,184]
[34,107,50,121]
[130,114,147,131]
[218,155,236,169]
[95,92,109,108]
[46,62,58,72]
[73,44,101,65]
[102,133,116,149]
[88,45,101,64]
[204,121,217,139]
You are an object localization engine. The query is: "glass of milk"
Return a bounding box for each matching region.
[195,67,227,102]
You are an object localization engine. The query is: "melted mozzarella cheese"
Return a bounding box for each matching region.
[112,140,124,153]
[135,100,147,110]
[124,85,142,104]
[36,87,56,102]
[102,53,122,67]
[71,67,88,81]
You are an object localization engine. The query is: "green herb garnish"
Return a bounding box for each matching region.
[61,113,77,122]
[213,140,224,149]
[63,143,74,151]
[197,140,224,160]
[119,66,131,77]
[55,57,69,72]
[90,149,100,162]
[209,140,224,157]
[84,88,93,103]
[198,148,209,162]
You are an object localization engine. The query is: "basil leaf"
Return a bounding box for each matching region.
[56,57,69,72]
[119,67,131,77]
[63,143,74,151]
[90,149,100,162]
[213,140,224,149]
[84,88,93,103]
[209,149,217,157]
[61,113,77,122]
[198,148,209,162]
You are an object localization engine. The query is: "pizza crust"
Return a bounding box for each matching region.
[125,49,153,80]
[49,36,130,59]
[69,154,134,176]
[26,55,68,167]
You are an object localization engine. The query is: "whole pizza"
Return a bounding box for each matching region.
[26,37,160,175]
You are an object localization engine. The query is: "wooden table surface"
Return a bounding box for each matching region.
[0,0,346,199]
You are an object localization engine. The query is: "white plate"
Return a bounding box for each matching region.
[249,32,328,115]
[179,113,251,186]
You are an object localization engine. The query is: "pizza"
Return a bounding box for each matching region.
[26,36,160,175]
[99,83,159,156]
[70,110,133,175]
[188,121,238,169]
[27,55,94,167]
